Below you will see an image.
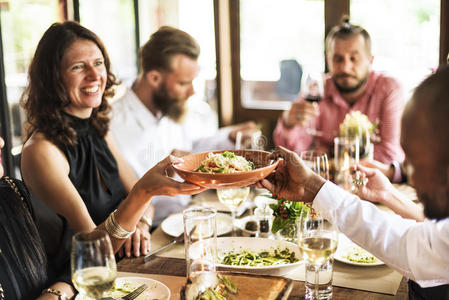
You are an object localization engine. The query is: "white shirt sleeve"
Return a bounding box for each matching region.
[313,181,449,287]
[192,127,235,152]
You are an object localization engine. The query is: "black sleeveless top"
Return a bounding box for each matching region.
[61,114,127,223]
[34,114,127,284]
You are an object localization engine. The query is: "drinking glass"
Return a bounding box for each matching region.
[183,207,217,278]
[71,230,117,300]
[301,72,324,103]
[298,208,338,300]
[334,136,360,192]
[216,187,250,236]
[300,151,330,180]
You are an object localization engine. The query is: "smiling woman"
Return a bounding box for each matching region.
[60,39,107,118]
[17,21,205,298]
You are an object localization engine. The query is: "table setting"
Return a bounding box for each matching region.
[113,147,414,299]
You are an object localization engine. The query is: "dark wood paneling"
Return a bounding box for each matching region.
[440,0,449,65]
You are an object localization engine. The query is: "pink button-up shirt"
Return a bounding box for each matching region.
[273,71,405,164]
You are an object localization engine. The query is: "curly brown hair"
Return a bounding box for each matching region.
[21,21,119,148]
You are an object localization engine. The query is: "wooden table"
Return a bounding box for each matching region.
[118,184,418,299]
[117,256,409,300]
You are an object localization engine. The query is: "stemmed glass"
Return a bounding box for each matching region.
[216,187,250,236]
[301,71,324,137]
[71,230,117,300]
[298,208,338,300]
[300,151,329,180]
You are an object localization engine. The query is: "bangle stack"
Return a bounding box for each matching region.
[105,210,136,239]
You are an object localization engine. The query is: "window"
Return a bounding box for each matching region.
[239,0,325,109]
[79,0,137,83]
[350,0,440,96]
[0,0,61,155]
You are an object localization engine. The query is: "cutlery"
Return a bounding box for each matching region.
[144,226,196,262]
[101,283,148,300]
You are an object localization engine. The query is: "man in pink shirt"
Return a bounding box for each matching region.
[274,20,405,164]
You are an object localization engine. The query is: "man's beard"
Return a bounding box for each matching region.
[153,83,187,123]
[333,73,368,94]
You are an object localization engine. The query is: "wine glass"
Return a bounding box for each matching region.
[300,151,330,180]
[300,72,324,137]
[71,230,117,300]
[216,187,250,236]
[298,207,338,300]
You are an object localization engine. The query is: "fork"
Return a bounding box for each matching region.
[101,283,148,300]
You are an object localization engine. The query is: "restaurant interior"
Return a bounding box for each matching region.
[0,1,448,299]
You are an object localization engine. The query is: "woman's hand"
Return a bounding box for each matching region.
[134,155,207,198]
[258,146,325,202]
[118,222,151,257]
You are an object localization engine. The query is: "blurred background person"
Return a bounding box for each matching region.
[110,26,257,226]
[274,18,405,165]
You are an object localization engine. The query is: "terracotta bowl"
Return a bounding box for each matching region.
[172,150,279,189]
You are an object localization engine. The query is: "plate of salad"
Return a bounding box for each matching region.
[334,233,384,266]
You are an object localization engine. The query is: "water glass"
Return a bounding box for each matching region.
[71,230,117,300]
[298,208,338,300]
[300,151,330,180]
[183,207,217,278]
[334,137,359,191]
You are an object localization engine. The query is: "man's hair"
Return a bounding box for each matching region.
[139,26,200,74]
[411,65,449,164]
[325,17,372,56]
[21,21,119,147]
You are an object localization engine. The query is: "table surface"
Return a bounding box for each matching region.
[117,184,418,299]
[117,255,409,300]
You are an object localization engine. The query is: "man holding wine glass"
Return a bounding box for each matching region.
[273,18,405,165]
[260,65,449,299]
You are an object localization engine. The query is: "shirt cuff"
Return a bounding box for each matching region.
[391,161,403,183]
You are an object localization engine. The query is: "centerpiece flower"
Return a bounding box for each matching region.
[339,111,378,159]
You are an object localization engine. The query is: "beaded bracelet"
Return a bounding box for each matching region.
[105,210,136,239]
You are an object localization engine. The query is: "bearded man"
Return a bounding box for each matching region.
[274,19,405,164]
[110,26,255,226]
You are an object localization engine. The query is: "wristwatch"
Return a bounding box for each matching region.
[140,215,153,229]
[41,288,69,300]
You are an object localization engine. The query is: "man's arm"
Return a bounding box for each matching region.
[374,77,405,163]
[314,182,449,287]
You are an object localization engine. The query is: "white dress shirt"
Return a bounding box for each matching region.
[110,89,234,225]
[313,181,449,288]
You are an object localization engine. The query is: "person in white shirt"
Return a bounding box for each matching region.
[111,26,256,225]
[259,66,449,299]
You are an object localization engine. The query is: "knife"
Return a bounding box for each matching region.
[144,226,196,262]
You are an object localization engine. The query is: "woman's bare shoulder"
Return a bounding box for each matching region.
[22,132,68,170]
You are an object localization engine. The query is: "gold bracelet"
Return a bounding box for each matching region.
[105,210,136,239]
[41,288,68,300]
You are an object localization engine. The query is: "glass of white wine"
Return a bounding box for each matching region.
[298,207,338,300]
[71,230,117,300]
[216,187,250,236]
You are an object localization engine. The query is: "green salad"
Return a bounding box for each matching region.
[344,246,378,263]
[220,248,298,267]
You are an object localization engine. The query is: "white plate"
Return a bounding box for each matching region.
[161,212,233,237]
[190,237,302,276]
[334,233,384,266]
[75,276,170,300]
